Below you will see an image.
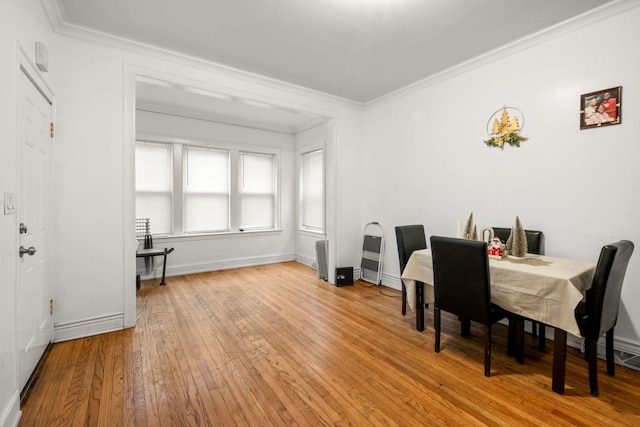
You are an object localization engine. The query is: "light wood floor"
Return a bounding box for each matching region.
[20,262,640,426]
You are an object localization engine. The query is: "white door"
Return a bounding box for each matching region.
[17,67,54,392]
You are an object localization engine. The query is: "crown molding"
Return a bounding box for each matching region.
[39,1,362,112]
[40,0,65,32]
[365,0,640,109]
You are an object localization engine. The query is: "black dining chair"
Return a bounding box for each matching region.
[494,227,546,350]
[395,225,427,317]
[430,236,510,377]
[575,240,634,396]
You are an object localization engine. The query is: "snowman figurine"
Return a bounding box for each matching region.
[488,236,503,257]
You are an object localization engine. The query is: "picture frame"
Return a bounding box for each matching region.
[580,86,621,130]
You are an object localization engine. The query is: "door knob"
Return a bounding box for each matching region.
[19,246,36,257]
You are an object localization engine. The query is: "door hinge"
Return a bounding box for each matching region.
[50,299,54,315]
[50,122,54,138]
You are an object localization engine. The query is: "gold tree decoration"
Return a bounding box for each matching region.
[505,228,513,253]
[510,216,528,257]
[485,107,528,149]
[462,212,476,240]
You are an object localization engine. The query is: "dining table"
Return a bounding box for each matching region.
[401,248,596,394]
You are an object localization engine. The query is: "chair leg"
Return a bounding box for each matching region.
[484,324,492,377]
[507,317,524,363]
[515,317,524,364]
[586,338,599,396]
[434,308,441,353]
[401,283,407,315]
[583,338,589,361]
[507,319,515,357]
[538,323,546,351]
[416,282,424,332]
[606,328,615,376]
[460,318,471,338]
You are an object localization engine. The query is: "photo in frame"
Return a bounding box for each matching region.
[580,86,621,129]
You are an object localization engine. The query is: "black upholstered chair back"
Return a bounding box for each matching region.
[395,225,428,318]
[582,240,634,340]
[493,227,543,255]
[395,225,427,272]
[430,236,491,324]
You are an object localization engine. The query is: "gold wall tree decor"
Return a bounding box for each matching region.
[484,106,527,149]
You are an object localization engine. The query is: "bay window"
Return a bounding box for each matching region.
[135,141,278,235]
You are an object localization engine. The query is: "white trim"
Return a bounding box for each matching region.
[17,45,54,100]
[54,313,125,343]
[123,63,137,328]
[611,335,640,356]
[380,272,402,291]
[138,254,296,281]
[137,133,283,156]
[297,143,326,233]
[0,389,21,427]
[295,254,317,269]
[365,0,640,108]
[139,228,284,244]
[40,0,360,110]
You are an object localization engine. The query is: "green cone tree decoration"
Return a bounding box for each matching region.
[510,216,528,257]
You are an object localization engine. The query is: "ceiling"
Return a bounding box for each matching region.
[135,78,329,134]
[54,0,614,133]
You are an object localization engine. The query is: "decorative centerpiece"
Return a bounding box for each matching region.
[484,106,528,149]
[488,236,505,259]
[506,216,528,258]
[462,212,478,240]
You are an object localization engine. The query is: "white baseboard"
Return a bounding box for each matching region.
[295,253,316,269]
[54,313,124,343]
[0,390,21,427]
[380,272,402,290]
[138,254,295,280]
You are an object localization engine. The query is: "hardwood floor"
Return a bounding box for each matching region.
[20,262,640,426]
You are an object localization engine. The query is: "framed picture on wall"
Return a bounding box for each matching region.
[580,86,622,130]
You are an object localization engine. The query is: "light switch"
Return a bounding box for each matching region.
[4,193,16,215]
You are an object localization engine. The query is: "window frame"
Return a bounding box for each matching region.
[238,151,278,231]
[134,141,174,235]
[135,137,281,237]
[298,146,325,234]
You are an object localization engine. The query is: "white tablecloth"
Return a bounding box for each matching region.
[401,249,596,336]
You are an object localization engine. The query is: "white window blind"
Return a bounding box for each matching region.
[301,149,324,231]
[135,142,172,234]
[239,152,275,230]
[135,140,279,236]
[184,146,230,233]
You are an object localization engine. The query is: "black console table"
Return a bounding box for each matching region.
[136,247,174,288]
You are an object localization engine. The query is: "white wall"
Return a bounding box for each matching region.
[0,1,56,425]
[295,121,332,269]
[363,3,640,349]
[135,110,297,276]
[53,35,128,339]
[51,27,363,340]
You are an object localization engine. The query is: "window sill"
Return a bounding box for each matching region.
[297,228,326,238]
[137,228,283,244]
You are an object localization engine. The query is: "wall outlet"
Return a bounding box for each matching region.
[4,193,16,215]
